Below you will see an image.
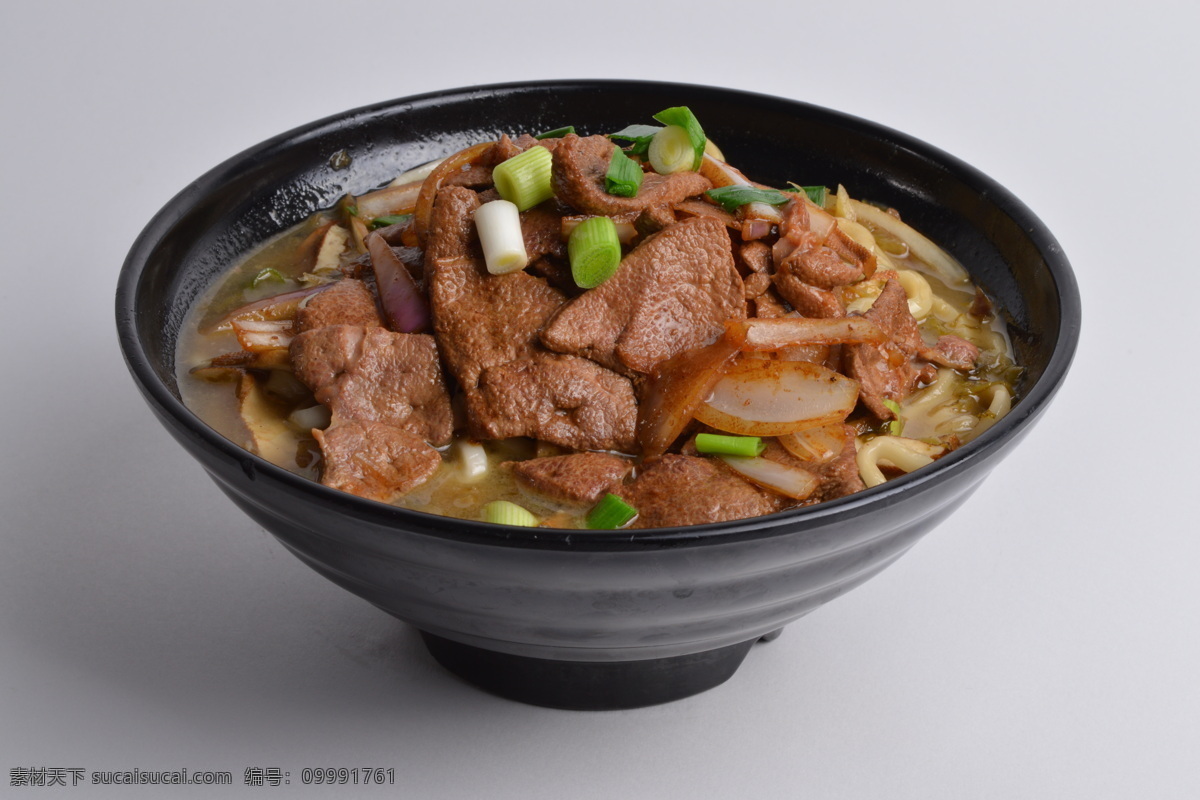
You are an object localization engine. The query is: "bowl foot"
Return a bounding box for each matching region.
[420,631,778,710]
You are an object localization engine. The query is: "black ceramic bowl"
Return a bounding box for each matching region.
[116,80,1080,709]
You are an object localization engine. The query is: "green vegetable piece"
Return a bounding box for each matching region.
[705,186,791,213]
[493,146,555,211]
[651,106,705,170]
[251,268,285,288]
[586,493,638,529]
[369,213,412,230]
[608,124,663,157]
[605,146,644,198]
[568,216,623,289]
[802,185,828,206]
[483,500,539,527]
[882,399,904,435]
[694,433,766,458]
[535,126,575,140]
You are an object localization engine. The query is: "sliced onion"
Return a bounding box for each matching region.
[204,285,330,333]
[367,232,430,333]
[695,358,859,436]
[778,424,849,464]
[636,337,740,457]
[699,153,782,224]
[725,316,887,351]
[232,319,294,352]
[848,199,970,286]
[413,140,497,245]
[718,455,820,500]
[388,157,446,187]
[356,180,423,219]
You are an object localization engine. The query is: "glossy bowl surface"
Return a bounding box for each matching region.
[116,80,1080,708]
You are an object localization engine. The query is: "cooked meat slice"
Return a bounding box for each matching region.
[865,278,925,354]
[469,355,638,452]
[778,244,864,290]
[773,274,845,318]
[294,278,382,333]
[743,272,772,299]
[551,134,711,216]
[506,452,633,505]
[426,186,567,391]
[423,185,641,450]
[521,203,568,263]
[738,240,772,274]
[442,164,494,188]
[922,334,980,370]
[804,426,867,502]
[635,203,676,237]
[290,325,452,445]
[843,279,938,419]
[313,421,440,502]
[541,217,744,375]
[423,185,483,270]
[617,455,782,528]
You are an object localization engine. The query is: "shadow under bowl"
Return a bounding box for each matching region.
[116,80,1080,709]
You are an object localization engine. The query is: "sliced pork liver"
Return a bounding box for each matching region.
[551,134,711,216]
[470,355,637,452]
[313,421,440,502]
[541,216,745,375]
[425,186,638,451]
[617,455,782,528]
[294,278,382,333]
[506,452,633,505]
[290,325,452,445]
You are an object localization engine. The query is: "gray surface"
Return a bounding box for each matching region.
[2,1,1196,797]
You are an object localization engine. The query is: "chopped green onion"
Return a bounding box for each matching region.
[605,146,644,198]
[802,185,828,206]
[882,399,904,435]
[694,433,765,458]
[705,186,791,213]
[586,493,638,529]
[568,216,622,289]
[493,146,554,211]
[651,106,706,170]
[608,124,663,157]
[369,213,412,230]
[251,267,285,288]
[785,184,829,207]
[483,500,539,527]
[474,199,529,275]
[648,125,697,174]
[535,126,575,140]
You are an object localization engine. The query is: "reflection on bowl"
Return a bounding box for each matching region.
[116,81,1080,709]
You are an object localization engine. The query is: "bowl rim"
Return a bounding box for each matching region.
[116,78,1081,551]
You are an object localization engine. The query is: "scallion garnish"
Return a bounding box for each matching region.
[535,126,575,140]
[694,433,766,458]
[786,184,829,207]
[586,493,638,529]
[369,213,412,230]
[648,125,697,175]
[882,399,904,435]
[605,146,644,198]
[493,146,554,211]
[608,124,663,157]
[568,216,622,289]
[483,500,539,527]
[705,186,791,213]
[474,199,529,275]
[251,267,285,288]
[651,106,706,170]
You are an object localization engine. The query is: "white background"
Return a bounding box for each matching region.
[3,1,1197,797]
